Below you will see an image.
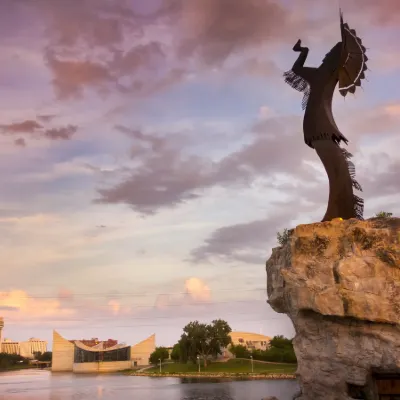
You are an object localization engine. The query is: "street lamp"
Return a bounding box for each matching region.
[197,355,200,373]
[250,355,254,373]
[159,358,162,373]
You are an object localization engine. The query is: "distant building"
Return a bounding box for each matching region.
[1,338,48,359]
[0,317,4,353]
[52,330,156,373]
[221,331,271,359]
[0,317,47,359]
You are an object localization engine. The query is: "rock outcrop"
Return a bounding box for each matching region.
[266,217,400,400]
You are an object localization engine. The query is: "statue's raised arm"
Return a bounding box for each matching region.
[283,39,317,110]
[283,11,368,222]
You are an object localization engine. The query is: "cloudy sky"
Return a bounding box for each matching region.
[0,0,399,348]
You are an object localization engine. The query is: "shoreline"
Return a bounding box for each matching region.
[127,372,296,380]
[0,366,36,372]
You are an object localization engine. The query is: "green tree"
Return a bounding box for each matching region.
[229,344,250,359]
[149,347,169,365]
[0,353,29,370]
[269,335,293,349]
[37,352,52,362]
[375,211,393,218]
[210,319,232,358]
[179,319,232,367]
[177,334,194,363]
[251,335,297,363]
[170,343,181,362]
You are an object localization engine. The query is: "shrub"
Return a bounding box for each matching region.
[375,211,393,218]
[277,229,291,246]
[229,344,250,359]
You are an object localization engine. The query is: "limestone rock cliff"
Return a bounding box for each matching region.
[266,217,400,400]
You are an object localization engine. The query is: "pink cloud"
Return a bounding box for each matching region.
[5,0,399,105]
[37,114,57,123]
[0,289,76,321]
[14,138,26,147]
[17,0,325,101]
[175,0,290,64]
[44,125,77,140]
[154,277,211,310]
[184,277,211,301]
[108,300,121,315]
[58,288,74,301]
[0,114,78,145]
[347,0,400,25]
[44,50,114,100]
[0,120,42,133]
[349,102,400,135]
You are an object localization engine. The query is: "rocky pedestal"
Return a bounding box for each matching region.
[266,217,400,400]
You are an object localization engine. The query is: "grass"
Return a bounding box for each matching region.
[0,364,35,372]
[140,359,297,375]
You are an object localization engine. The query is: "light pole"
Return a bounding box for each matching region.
[159,358,162,373]
[250,355,254,373]
[197,355,200,373]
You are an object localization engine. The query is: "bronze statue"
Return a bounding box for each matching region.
[284,11,367,221]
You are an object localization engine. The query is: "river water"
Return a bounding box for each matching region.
[0,370,299,400]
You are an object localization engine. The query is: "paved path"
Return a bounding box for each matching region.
[137,362,174,372]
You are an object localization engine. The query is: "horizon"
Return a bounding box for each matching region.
[0,318,282,349]
[1,0,399,349]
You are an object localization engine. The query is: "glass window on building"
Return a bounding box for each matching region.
[74,346,131,363]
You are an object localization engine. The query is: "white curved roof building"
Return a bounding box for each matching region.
[52,330,156,373]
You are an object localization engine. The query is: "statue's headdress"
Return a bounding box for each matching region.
[338,10,368,97]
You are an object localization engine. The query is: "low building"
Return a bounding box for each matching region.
[221,331,271,359]
[52,330,155,373]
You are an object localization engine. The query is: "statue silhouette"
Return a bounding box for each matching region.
[284,11,367,221]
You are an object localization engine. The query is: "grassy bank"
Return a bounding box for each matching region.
[126,359,297,379]
[0,364,35,372]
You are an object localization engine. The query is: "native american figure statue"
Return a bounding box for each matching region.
[284,12,367,221]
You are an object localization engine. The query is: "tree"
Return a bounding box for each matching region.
[37,352,52,362]
[170,343,180,362]
[375,211,393,218]
[229,344,250,359]
[210,319,232,358]
[250,335,297,363]
[176,335,191,363]
[179,319,232,368]
[269,335,293,349]
[149,347,169,365]
[0,353,29,370]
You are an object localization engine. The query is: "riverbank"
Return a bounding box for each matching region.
[0,365,35,372]
[124,359,297,379]
[127,371,296,380]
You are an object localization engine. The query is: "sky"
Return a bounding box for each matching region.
[0,0,399,349]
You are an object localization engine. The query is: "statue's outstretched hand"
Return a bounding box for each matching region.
[293,39,307,52]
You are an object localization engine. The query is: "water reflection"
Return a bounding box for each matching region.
[0,369,299,400]
[181,387,233,400]
[181,380,233,400]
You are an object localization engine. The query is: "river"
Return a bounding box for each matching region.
[0,369,299,400]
